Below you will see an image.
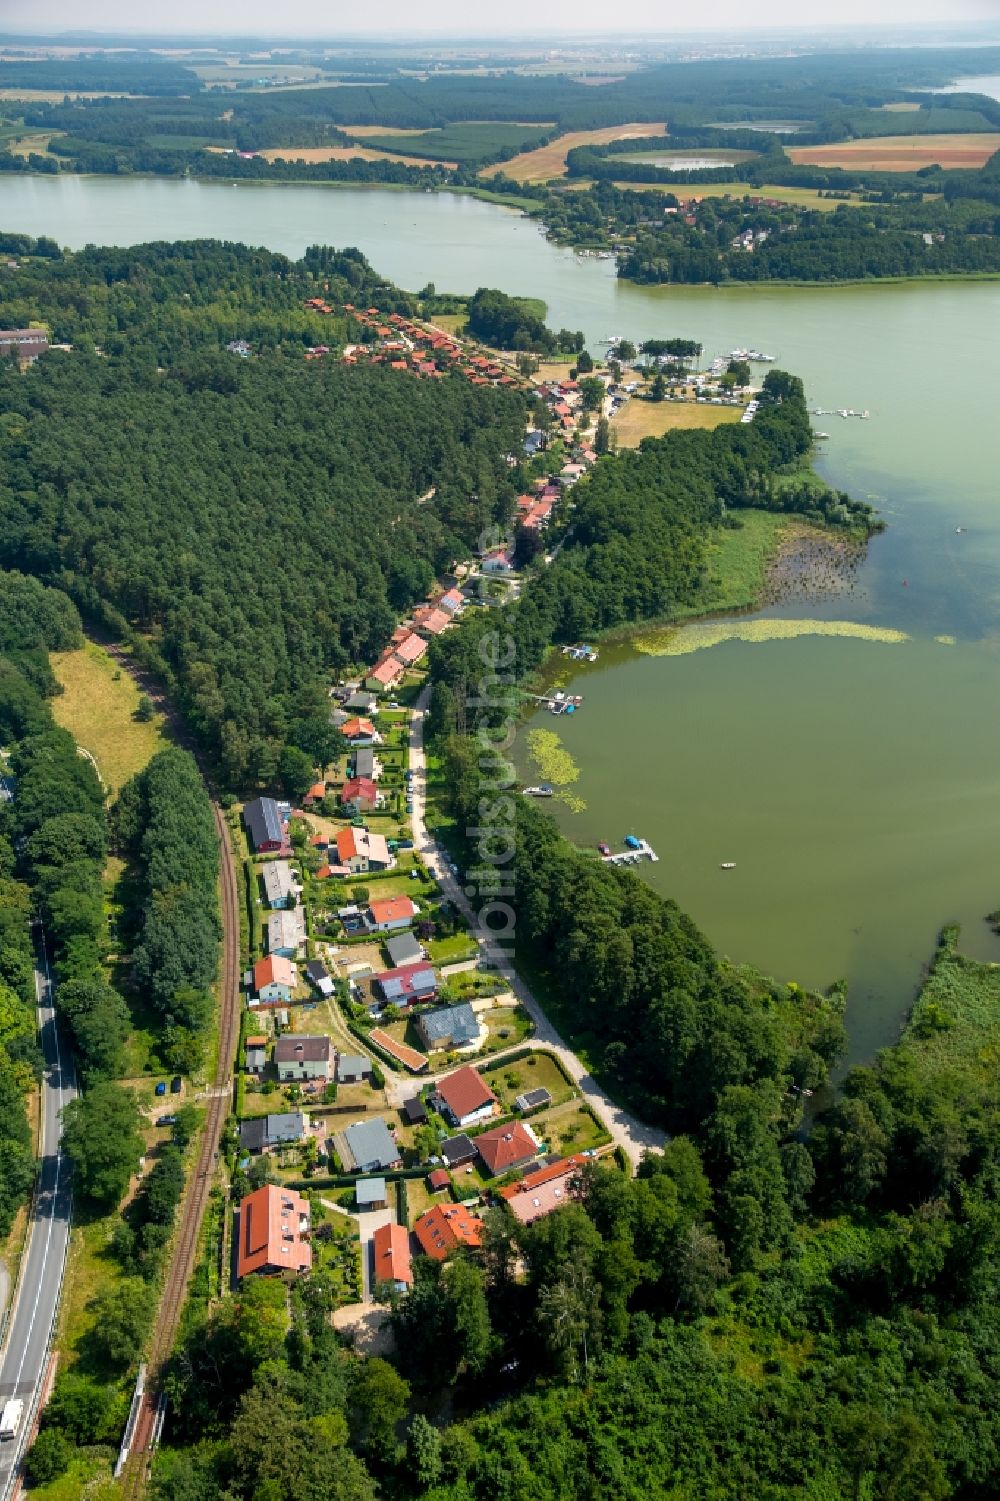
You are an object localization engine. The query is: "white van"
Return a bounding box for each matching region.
[0,1399,24,1440]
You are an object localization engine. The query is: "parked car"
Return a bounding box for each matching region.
[154,1081,167,1097]
[170,1075,182,1094]
[156,1114,178,1127]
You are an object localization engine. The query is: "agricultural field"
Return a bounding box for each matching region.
[259,143,458,168]
[788,133,1000,170]
[480,121,668,182]
[49,641,170,793]
[614,181,853,211]
[8,131,62,157]
[611,398,743,448]
[348,121,555,165]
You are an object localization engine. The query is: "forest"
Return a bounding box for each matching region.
[134,864,1000,1501]
[0,242,527,787]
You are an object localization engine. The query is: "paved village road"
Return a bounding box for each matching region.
[407,686,666,1167]
[0,939,76,1500]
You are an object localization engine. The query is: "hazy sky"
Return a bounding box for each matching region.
[2,0,998,36]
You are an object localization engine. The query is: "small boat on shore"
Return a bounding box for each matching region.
[523,785,554,797]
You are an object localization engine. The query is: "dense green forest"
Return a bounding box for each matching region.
[0,242,526,786]
[465,288,583,354]
[136,907,1000,1501]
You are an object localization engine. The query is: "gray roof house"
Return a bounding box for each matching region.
[514,1087,552,1113]
[440,1134,477,1168]
[274,1035,332,1082]
[240,1111,306,1154]
[262,860,297,910]
[346,691,377,713]
[338,1054,373,1084]
[338,1117,401,1174]
[305,959,334,997]
[416,1002,480,1052]
[385,932,423,968]
[244,796,284,851]
[267,908,306,958]
[355,1177,388,1210]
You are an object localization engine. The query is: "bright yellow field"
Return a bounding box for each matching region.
[612,400,743,448]
[481,122,667,182]
[50,641,169,792]
[879,102,921,112]
[342,124,443,138]
[789,133,1000,170]
[259,143,458,168]
[613,180,850,211]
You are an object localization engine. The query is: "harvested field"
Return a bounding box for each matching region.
[481,122,667,182]
[343,124,443,138]
[611,400,743,449]
[9,131,62,157]
[788,133,1000,170]
[259,144,457,168]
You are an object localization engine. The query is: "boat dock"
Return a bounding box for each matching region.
[523,690,584,714]
[603,839,659,865]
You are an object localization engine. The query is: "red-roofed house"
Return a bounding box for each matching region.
[303,782,326,807]
[474,1120,541,1177]
[481,549,513,574]
[499,1154,589,1225]
[394,632,427,666]
[415,607,451,637]
[342,717,379,744]
[434,1066,498,1128]
[340,777,382,815]
[252,955,297,1004]
[414,1203,484,1261]
[439,589,464,614]
[366,896,418,932]
[336,826,392,873]
[372,1221,413,1291]
[236,1184,311,1279]
[367,656,404,693]
[428,1167,451,1192]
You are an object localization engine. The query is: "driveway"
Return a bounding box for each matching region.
[357,1206,396,1302]
[407,686,665,1167]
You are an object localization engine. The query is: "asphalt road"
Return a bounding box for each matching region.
[0,932,76,1498]
[407,686,666,1166]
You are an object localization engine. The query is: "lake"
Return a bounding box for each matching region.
[2,172,999,1057]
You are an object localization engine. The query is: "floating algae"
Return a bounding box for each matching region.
[635,618,911,657]
[556,790,587,813]
[525,728,586,811]
[934,634,957,646]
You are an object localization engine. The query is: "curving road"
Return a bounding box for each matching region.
[0,928,76,1501]
[407,685,665,1166]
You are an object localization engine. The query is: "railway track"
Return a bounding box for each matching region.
[118,802,240,1500]
[92,643,242,1500]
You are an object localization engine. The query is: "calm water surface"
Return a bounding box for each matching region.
[2,174,998,1056]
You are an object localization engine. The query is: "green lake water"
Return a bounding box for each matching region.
[2,173,998,1055]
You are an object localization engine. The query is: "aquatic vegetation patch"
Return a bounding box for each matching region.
[934,634,957,646]
[526,728,581,784]
[526,729,586,810]
[635,618,910,656]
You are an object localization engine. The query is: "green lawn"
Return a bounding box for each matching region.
[426,932,479,964]
[479,1050,574,1111]
[479,1004,534,1054]
[684,509,794,616]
